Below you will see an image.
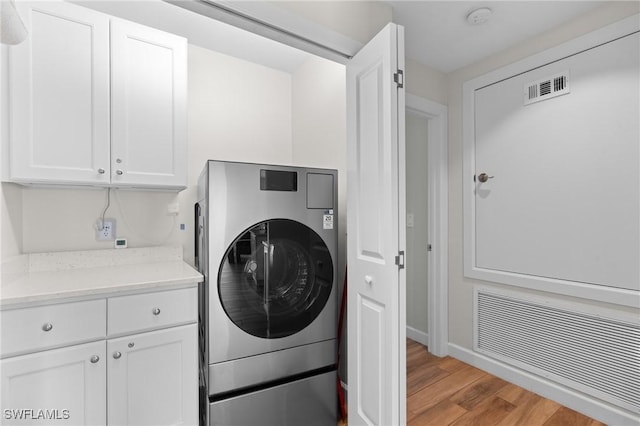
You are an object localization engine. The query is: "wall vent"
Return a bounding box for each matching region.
[475,289,640,414]
[524,71,570,105]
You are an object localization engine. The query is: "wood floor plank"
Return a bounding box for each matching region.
[449,396,516,426]
[542,407,607,426]
[407,364,450,396]
[407,399,468,426]
[434,356,468,373]
[449,375,510,410]
[407,364,487,415]
[496,396,561,426]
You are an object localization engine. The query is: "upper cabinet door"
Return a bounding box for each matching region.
[8,1,111,185]
[110,20,187,190]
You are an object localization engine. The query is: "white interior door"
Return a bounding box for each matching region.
[347,23,406,426]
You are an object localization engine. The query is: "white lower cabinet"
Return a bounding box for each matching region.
[0,286,198,426]
[1,341,107,426]
[107,325,198,426]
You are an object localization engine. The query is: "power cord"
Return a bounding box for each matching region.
[98,188,111,230]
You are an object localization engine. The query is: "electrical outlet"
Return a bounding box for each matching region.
[96,219,115,241]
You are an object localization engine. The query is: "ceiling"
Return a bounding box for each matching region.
[78,1,607,74]
[387,1,606,72]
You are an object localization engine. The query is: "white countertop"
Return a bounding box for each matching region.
[1,247,203,308]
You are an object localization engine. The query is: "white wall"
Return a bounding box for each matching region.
[405,58,448,106]
[1,44,293,262]
[290,54,347,380]
[446,1,640,349]
[181,44,293,264]
[291,54,346,280]
[405,112,429,336]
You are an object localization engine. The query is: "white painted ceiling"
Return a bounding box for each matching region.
[78,1,607,74]
[386,1,606,72]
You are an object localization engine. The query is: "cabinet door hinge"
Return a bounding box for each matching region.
[394,70,404,88]
[395,251,405,269]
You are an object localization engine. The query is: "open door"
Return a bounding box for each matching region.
[347,23,406,426]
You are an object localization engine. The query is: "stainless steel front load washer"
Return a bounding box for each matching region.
[195,160,337,426]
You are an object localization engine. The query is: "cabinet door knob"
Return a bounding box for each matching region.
[152,307,161,316]
[128,342,135,348]
[113,351,122,359]
[90,355,100,364]
[115,169,124,175]
[42,323,53,332]
[97,168,106,174]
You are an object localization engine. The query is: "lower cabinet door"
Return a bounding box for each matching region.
[107,324,198,426]
[0,340,106,426]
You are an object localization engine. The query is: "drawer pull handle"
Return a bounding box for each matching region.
[90,355,100,364]
[128,342,135,348]
[42,323,53,332]
[113,351,122,359]
[152,307,161,316]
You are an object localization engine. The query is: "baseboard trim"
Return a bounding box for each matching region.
[406,326,428,346]
[447,343,639,426]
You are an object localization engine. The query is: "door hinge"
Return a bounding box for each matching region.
[395,251,405,269]
[394,70,404,88]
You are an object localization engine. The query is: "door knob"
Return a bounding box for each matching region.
[90,355,100,364]
[477,173,494,183]
[113,351,122,359]
[42,323,53,332]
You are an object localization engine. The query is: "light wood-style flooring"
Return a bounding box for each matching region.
[339,339,607,425]
[406,339,606,425]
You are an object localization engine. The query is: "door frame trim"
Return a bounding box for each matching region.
[406,94,449,357]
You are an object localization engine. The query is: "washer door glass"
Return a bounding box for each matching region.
[218,219,334,339]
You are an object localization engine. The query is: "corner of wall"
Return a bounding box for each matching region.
[405,58,448,106]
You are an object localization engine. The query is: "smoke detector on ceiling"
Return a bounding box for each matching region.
[467,8,492,25]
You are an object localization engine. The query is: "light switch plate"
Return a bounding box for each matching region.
[407,213,415,228]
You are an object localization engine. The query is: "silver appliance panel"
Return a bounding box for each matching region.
[209,370,336,426]
[208,339,336,396]
[201,161,338,365]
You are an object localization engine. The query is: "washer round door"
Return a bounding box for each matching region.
[218,219,334,339]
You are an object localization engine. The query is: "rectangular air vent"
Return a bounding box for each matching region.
[524,71,570,105]
[475,289,640,414]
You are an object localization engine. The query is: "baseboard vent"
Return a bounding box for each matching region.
[475,289,640,414]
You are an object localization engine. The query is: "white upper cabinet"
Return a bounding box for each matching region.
[5,1,187,190]
[8,1,111,185]
[110,19,187,189]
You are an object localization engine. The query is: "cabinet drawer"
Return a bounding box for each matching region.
[108,287,197,336]
[0,299,106,358]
